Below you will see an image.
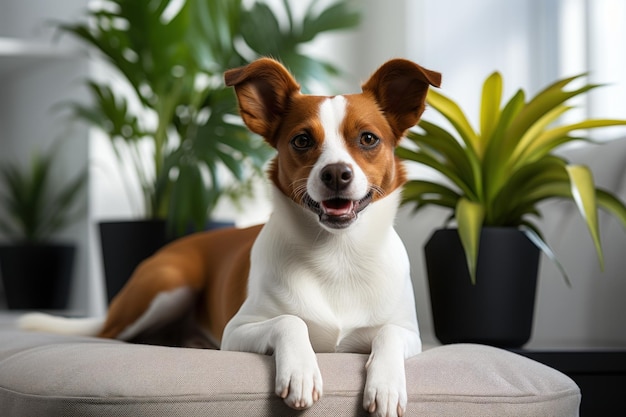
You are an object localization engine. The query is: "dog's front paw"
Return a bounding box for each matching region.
[274,346,323,410]
[363,355,407,417]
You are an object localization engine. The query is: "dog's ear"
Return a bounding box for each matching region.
[225,58,300,146]
[362,59,441,140]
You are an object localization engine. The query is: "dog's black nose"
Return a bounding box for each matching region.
[321,163,353,191]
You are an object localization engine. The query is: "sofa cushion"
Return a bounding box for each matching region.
[0,325,580,417]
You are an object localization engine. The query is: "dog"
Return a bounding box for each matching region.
[20,58,441,417]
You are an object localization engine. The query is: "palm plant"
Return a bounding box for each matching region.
[63,0,360,235]
[0,146,85,243]
[398,72,626,284]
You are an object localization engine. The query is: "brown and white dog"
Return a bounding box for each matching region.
[21,58,440,417]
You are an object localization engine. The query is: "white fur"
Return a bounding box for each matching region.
[117,286,195,340]
[307,96,370,203]
[224,188,418,342]
[222,96,420,417]
[18,286,196,342]
[223,188,420,415]
[19,313,104,336]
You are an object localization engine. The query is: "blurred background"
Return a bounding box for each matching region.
[1,0,625,348]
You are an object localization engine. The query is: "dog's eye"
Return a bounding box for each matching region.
[359,132,380,149]
[291,134,314,150]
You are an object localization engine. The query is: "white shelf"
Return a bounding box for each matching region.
[0,37,77,76]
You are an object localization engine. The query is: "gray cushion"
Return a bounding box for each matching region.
[0,326,580,416]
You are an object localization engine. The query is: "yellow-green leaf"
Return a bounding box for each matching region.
[456,198,485,284]
[427,89,480,157]
[535,119,626,150]
[401,180,460,211]
[516,136,588,167]
[480,72,503,144]
[482,89,526,202]
[521,225,572,287]
[506,74,595,141]
[510,104,572,164]
[396,147,478,200]
[566,165,603,269]
[491,156,567,223]
[597,189,626,230]
[410,123,482,195]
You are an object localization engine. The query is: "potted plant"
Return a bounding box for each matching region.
[0,145,85,309]
[397,72,626,347]
[60,0,360,301]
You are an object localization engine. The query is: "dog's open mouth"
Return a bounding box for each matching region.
[321,198,355,216]
[304,192,373,229]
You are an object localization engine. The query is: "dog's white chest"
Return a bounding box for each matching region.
[245,191,414,353]
[275,265,390,352]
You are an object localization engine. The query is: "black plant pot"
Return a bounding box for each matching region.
[424,227,540,348]
[99,219,235,304]
[0,243,75,310]
[99,220,169,303]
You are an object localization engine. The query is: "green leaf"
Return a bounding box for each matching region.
[480,71,503,144]
[215,149,244,181]
[427,89,480,157]
[409,123,479,188]
[520,224,571,287]
[517,136,589,166]
[301,1,361,42]
[597,189,626,230]
[456,198,485,284]
[506,74,599,142]
[490,156,568,224]
[510,104,572,164]
[401,180,460,212]
[487,88,526,151]
[188,0,243,71]
[0,144,85,242]
[168,161,204,235]
[566,165,603,269]
[240,2,283,56]
[482,89,526,197]
[396,147,478,200]
[531,119,626,158]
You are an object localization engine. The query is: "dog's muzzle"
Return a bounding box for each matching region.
[303,191,373,229]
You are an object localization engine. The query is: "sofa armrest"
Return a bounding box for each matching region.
[0,325,579,416]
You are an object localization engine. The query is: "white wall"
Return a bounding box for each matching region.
[0,0,94,313]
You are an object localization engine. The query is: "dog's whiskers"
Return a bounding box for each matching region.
[291,179,309,204]
[370,184,385,198]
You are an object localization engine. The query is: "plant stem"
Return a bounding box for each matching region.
[152,80,185,219]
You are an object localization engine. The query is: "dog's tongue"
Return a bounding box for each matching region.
[322,198,354,216]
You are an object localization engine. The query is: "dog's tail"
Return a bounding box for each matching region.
[18,312,105,337]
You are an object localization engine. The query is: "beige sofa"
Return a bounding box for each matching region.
[0,318,579,417]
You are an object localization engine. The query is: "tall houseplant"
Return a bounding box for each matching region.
[63,0,360,234]
[62,0,360,301]
[0,146,85,309]
[398,72,626,347]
